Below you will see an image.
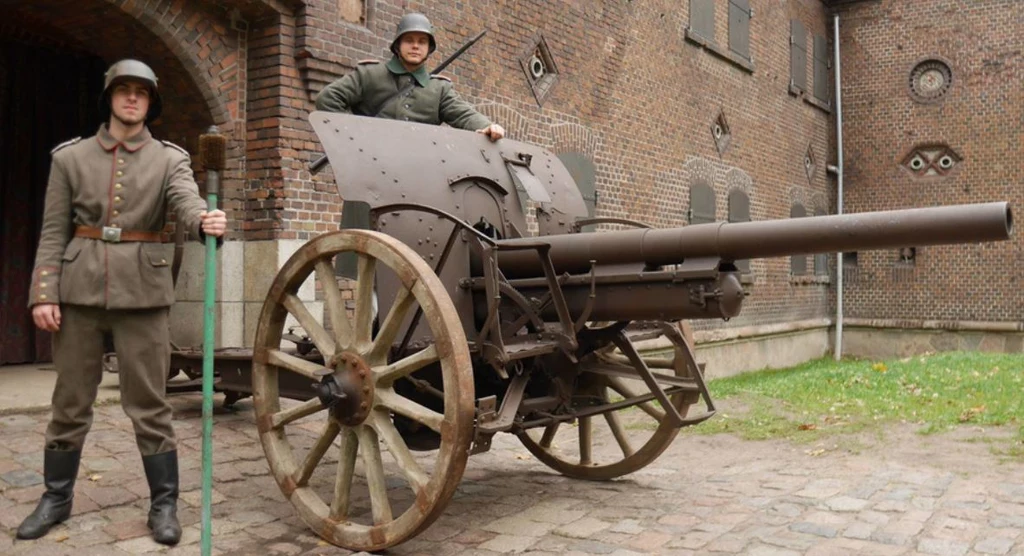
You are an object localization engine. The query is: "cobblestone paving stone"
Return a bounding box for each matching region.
[0,395,1021,555]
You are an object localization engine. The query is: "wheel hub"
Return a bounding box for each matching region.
[316,352,374,426]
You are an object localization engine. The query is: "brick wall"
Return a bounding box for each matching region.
[16,0,1014,338]
[834,0,1023,323]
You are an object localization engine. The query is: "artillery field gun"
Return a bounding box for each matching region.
[238,113,1012,550]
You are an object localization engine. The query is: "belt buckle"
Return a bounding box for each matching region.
[101,226,122,243]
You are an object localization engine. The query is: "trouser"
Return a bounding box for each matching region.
[45,304,176,455]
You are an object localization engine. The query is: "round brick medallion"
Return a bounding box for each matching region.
[909,59,952,102]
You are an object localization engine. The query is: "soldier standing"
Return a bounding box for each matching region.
[16,59,227,546]
[315,12,505,140]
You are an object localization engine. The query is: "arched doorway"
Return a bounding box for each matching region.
[0,2,215,364]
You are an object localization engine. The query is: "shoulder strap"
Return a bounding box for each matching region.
[50,137,81,155]
[159,139,190,157]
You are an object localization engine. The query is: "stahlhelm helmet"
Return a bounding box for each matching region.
[99,59,163,123]
[390,13,436,56]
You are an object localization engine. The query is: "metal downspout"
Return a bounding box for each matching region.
[833,12,845,360]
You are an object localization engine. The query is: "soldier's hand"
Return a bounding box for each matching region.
[200,209,227,237]
[477,124,505,141]
[32,304,61,332]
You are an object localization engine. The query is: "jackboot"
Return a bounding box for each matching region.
[142,450,181,545]
[16,449,81,540]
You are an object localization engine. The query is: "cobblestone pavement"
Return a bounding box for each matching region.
[1,394,1022,556]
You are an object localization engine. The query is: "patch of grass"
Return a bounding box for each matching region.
[686,352,1024,453]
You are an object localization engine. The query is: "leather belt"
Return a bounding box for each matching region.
[75,225,162,243]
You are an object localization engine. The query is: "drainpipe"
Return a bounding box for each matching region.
[832,12,845,360]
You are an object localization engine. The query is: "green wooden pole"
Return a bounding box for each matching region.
[199,127,225,556]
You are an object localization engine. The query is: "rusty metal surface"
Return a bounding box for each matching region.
[310,111,587,230]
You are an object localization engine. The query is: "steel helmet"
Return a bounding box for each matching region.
[100,59,163,122]
[390,13,436,56]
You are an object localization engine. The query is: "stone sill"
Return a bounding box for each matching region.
[684,29,755,74]
[790,274,831,285]
[788,83,832,114]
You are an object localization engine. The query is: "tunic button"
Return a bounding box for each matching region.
[115,183,123,189]
[39,294,47,300]
[41,270,48,276]
[116,170,123,177]
[405,104,411,108]
[118,159,125,164]
[161,259,167,264]
[113,210,120,216]
[40,283,47,288]
[114,196,121,202]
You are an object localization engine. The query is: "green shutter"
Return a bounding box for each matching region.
[689,0,715,41]
[689,181,716,225]
[813,34,830,103]
[728,189,751,273]
[790,20,807,92]
[557,152,598,231]
[790,203,807,275]
[728,0,751,60]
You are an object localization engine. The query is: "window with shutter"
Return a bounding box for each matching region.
[790,203,807,275]
[790,20,807,93]
[728,0,751,60]
[813,35,830,103]
[557,152,598,231]
[813,206,829,276]
[689,181,716,225]
[728,189,751,273]
[689,0,715,42]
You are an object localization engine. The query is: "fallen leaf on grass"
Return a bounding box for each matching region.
[798,423,817,431]
[88,474,102,482]
[52,532,70,542]
[872,363,888,373]
[805,448,826,456]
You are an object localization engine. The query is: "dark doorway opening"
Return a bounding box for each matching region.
[0,38,105,364]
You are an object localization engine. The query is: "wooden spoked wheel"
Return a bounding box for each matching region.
[518,324,699,481]
[252,230,474,551]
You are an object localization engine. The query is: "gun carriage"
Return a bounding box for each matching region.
[209,113,1011,551]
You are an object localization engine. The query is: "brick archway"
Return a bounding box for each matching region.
[0,0,245,364]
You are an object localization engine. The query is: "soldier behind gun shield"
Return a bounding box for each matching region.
[315,13,501,450]
[315,12,505,140]
[17,60,227,546]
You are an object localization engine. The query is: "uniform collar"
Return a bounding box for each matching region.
[386,56,431,88]
[95,124,152,153]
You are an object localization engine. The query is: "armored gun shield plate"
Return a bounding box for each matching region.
[309,111,588,226]
[252,230,474,551]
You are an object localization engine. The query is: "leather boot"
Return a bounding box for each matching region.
[16,449,81,540]
[142,450,181,545]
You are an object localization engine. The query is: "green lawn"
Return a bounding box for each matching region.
[684,352,1024,457]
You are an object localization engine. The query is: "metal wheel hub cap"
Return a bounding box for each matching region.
[318,352,375,426]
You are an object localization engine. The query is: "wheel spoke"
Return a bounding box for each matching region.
[353,254,377,350]
[374,345,439,386]
[316,260,353,350]
[367,285,416,364]
[329,427,358,521]
[376,388,444,433]
[369,410,429,492]
[604,409,635,458]
[578,416,593,466]
[283,292,336,360]
[266,348,329,381]
[294,419,341,486]
[269,398,326,430]
[540,424,559,448]
[607,376,666,421]
[356,425,393,524]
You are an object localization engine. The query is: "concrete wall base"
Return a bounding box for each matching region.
[170,239,320,349]
[840,327,1024,360]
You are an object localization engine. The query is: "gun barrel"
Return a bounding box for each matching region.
[497,202,1013,278]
